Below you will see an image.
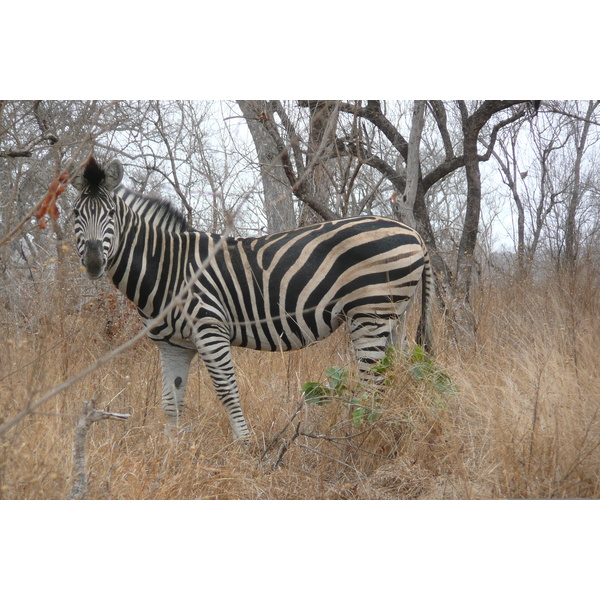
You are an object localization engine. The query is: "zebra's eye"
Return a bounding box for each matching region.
[73,209,80,218]
[109,209,115,217]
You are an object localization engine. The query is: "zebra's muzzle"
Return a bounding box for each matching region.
[82,240,106,279]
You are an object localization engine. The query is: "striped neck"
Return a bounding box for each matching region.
[114,185,189,233]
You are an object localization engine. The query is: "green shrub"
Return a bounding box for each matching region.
[301,345,457,426]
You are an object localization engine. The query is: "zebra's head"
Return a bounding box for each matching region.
[70,157,123,280]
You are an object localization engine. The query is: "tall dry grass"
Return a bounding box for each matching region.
[1,264,599,499]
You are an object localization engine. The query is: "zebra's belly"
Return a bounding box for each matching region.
[230,310,344,352]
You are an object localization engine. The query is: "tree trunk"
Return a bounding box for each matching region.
[299,101,339,226]
[455,131,481,302]
[237,100,296,233]
[241,100,338,223]
[564,100,598,270]
[452,101,528,332]
[399,100,426,229]
[449,129,480,338]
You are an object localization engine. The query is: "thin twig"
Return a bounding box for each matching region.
[298,423,380,442]
[272,423,302,470]
[259,400,305,463]
[296,442,363,473]
[0,103,119,249]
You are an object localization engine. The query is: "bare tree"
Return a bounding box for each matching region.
[492,101,600,276]
[493,109,571,275]
[452,101,530,303]
[563,100,600,270]
[237,101,339,222]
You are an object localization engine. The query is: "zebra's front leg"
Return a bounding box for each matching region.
[194,330,250,441]
[156,342,196,434]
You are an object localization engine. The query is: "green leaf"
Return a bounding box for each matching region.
[372,346,397,375]
[302,382,330,405]
[411,344,426,363]
[367,408,381,422]
[433,371,457,396]
[352,406,367,427]
[325,366,348,392]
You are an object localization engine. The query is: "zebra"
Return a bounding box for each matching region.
[70,156,434,440]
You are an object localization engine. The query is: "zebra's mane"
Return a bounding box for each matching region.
[116,185,190,233]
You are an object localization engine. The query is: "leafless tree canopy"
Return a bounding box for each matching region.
[2,100,598,332]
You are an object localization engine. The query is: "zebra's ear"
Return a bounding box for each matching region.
[104,160,124,190]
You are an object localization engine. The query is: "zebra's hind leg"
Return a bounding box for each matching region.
[348,314,394,391]
[194,329,250,442]
[156,342,196,434]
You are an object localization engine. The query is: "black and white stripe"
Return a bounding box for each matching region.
[71,157,433,439]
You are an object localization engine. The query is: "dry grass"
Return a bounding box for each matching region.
[1,266,599,500]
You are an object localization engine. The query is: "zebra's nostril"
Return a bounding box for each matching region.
[82,241,105,279]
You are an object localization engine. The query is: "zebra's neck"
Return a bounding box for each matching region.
[115,185,189,233]
[105,191,191,314]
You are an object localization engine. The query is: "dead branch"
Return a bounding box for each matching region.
[272,423,302,470]
[258,400,305,465]
[68,398,130,500]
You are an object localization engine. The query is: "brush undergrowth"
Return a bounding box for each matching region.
[1,266,599,499]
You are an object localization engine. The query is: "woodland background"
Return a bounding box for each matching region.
[0,100,599,503]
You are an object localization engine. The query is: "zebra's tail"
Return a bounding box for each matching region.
[416,248,434,354]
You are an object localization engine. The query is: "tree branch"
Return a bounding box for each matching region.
[428,100,454,159]
[478,105,528,161]
[338,101,409,159]
[335,138,406,192]
[0,133,59,158]
[255,105,339,221]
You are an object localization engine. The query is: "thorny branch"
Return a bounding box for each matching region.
[259,400,305,464]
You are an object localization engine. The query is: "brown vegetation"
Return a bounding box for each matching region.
[1,261,599,500]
